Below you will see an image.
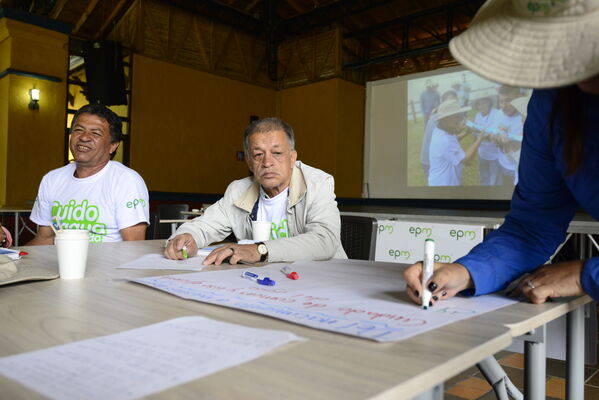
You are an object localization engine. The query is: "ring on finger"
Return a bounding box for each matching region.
[526,280,536,289]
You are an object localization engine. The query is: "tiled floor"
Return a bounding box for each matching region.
[444,326,599,400]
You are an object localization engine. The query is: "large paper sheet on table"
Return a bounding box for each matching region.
[133,260,517,342]
[117,253,207,271]
[0,317,304,400]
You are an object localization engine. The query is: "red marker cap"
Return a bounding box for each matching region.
[19,251,28,256]
[281,266,299,280]
[287,271,299,280]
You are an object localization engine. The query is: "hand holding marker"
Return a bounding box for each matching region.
[422,239,435,309]
[181,245,188,259]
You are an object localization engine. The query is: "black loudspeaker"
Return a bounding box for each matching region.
[83,40,127,105]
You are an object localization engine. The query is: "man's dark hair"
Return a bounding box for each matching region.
[71,104,123,144]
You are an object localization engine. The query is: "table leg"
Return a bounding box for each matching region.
[524,326,546,400]
[171,223,177,236]
[567,306,585,400]
[477,356,522,400]
[14,211,20,246]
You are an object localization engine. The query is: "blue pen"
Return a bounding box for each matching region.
[51,216,63,234]
[241,271,276,286]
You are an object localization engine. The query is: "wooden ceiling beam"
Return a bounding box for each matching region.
[343,42,448,70]
[166,0,262,34]
[343,0,483,39]
[285,0,305,14]
[282,0,397,36]
[94,0,130,39]
[49,0,69,19]
[72,0,100,34]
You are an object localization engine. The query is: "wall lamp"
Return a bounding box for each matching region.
[29,88,40,110]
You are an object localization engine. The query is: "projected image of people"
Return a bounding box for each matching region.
[409,70,530,187]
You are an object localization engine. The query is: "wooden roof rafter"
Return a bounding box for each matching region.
[72,0,100,34]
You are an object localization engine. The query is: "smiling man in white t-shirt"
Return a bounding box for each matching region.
[28,105,149,245]
[165,118,346,264]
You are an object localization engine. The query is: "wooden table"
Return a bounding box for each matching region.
[0,240,590,399]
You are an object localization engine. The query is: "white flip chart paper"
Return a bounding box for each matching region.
[133,259,517,342]
[0,317,304,400]
[117,253,207,271]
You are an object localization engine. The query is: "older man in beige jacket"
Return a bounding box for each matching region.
[165,118,347,265]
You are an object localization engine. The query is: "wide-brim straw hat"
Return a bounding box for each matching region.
[449,0,599,88]
[0,255,58,286]
[432,99,471,122]
[470,88,497,101]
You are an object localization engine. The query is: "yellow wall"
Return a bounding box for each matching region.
[1,19,365,205]
[131,55,365,198]
[0,18,68,206]
[130,55,277,194]
[336,79,365,197]
[277,79,364,197]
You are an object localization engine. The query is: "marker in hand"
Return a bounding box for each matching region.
[422,239,435,310]
[181,245,188,259]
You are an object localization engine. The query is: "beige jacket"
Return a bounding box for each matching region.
[174,161,347,261]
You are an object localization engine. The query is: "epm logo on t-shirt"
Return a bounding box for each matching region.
[52,200,106,242]
[271,219,289,239]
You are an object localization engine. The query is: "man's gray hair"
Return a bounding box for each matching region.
[243,118,295,155]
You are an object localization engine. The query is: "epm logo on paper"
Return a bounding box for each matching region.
[449,229,476,241]
[388,249,451,262]
[434,253,452,263]
[408,226,432,238]
[378,225,394,234]
[388,249,411,260]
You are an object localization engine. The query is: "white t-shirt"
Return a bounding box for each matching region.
[419,117,438,166]
[428,127,465,186]
[31,161,149,243]
[476,108,502,160]
[496,112,523,175]
[257,187,289,239]
[497,112,523,138]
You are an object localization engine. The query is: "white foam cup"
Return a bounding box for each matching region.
[252,221,272,241]
[54,229,90,279]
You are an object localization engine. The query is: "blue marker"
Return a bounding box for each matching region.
[241,271,276,286]
[52,216,63,231]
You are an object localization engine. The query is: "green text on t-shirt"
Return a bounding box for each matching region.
[271,219,289,239]
[52,199,106,242]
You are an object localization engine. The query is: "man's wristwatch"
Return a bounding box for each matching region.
[256,242,268,262]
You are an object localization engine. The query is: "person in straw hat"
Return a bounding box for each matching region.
[496,95,530,185]
[419,90,460,180]
[404,0,599,305]
[468,88,503,185]
[427,99,487,186]
[494,85,526,184]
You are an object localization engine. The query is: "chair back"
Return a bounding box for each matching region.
[157,204,189,239]
[340,215,377,260]
[145,211,160,240]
